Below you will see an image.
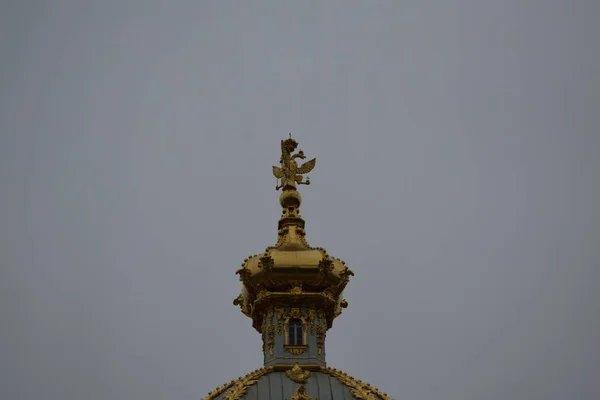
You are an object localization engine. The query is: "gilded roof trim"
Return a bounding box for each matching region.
[201,365,395,400]
[322,367,395,400]
[202,366,273,400]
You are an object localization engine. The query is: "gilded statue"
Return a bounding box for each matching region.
[272,136,316,191]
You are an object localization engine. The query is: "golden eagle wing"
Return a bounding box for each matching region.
[296,158,316,174]
[272,166,283,178]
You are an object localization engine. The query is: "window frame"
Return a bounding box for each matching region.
[284,317,308,348]
[287,319,303,346]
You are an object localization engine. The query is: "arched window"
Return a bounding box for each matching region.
[287,319,303,346]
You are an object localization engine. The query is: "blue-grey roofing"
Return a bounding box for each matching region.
[204,368,393,400]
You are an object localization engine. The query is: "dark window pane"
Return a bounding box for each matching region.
[295,325,303,344]
[288,328,294,344]
[289,319,303,345]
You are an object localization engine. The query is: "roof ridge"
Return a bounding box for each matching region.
[321,366,395,400]
[202,366,273,400]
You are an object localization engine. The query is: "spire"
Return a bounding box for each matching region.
[234,136,354,368]
[272,135,316,249]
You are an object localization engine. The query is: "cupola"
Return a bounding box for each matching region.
[203,136,393,400]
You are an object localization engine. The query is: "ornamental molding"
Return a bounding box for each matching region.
[285,345,308,355]
[266,310,275,355]
[258,255,274,273]
[202,366,394,400]
[322,367,395,400]
[201,367,273,400]
[285,364,311,384]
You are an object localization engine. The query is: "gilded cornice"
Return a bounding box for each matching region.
[234,246,353,332]
[235,274,351,333]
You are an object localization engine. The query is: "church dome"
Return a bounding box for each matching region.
[204,137,393,400]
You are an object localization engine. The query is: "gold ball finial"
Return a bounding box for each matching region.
[279,189,302,208]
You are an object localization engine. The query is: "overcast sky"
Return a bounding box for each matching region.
[1,1,599,399]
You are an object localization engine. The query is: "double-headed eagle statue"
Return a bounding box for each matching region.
[272,136,316,191]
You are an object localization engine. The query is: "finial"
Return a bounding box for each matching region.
[272,136,316,192]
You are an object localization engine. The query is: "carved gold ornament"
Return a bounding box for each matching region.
[264,310,275,355]
[232,294,251,317]
[340,264,355,280]
[316,325,325,355]
[267,324,275,355]
[308,309,316,335]
[290,385,313,400]
[203,365,394,400]
[322,367,395,400]
[315,311,327,355]
[285,345,308,355]
[316,258,334,287]
[290,308,302,319]
[256,289,269,303]
[202,367,273,400]
[290,283,303,295]
[222,380,256,400]
[258,255,274,273]
[285,363,311,384]
[275,307,285,335]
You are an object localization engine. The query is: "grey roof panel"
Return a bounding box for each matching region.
[244,383,258,400]
[208,369,390,400]
[255,373,270,399]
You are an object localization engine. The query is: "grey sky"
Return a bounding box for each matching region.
[1,1,599,399]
